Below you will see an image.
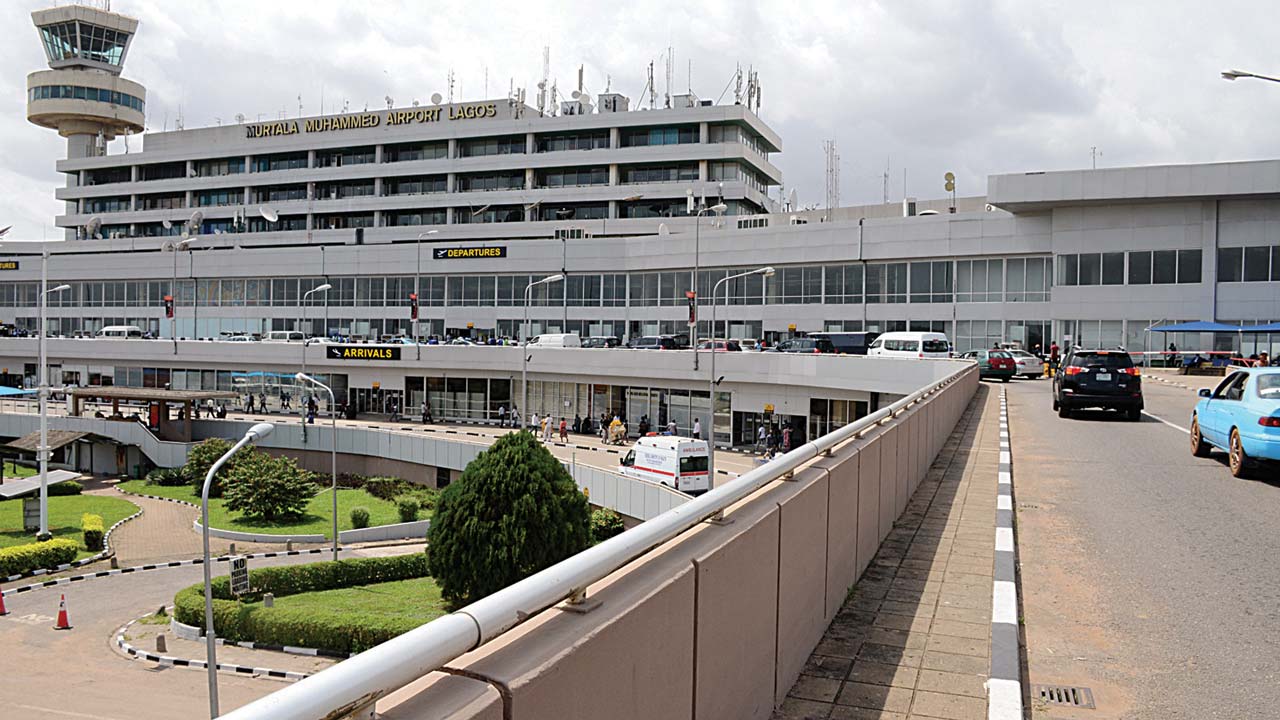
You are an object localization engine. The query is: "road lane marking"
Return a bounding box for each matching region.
[1142,410,1190,434]
[990,388,1024,720]
[15,705,128,720]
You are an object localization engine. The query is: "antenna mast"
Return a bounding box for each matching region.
[537,46,550,116]
[824,139,840,221]
[664,47,673,108]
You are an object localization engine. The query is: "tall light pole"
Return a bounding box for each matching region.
[296,372,338,561]
[166,237,194,354]
[691,202,728,371]
[709,266,773,482]
[300,284,331,435]
[1222,68,1280,84]
[37,248,70,539]
[415,230,438,360]
[522,274,564,428]
[202,423,274,719]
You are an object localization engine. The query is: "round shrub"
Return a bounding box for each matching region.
[82,513,105,551]
[350,506,371,529]
[47,480,83,496]
[397,498,420,523]
[426,431,590,605]
[590,508,626,544]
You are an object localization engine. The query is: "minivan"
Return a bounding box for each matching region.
[96,325,144,339]
[263,330,306,342]
[867,331,951,359]
[582,335,622,349]
[630,335,679,350]
[528,333,582,348]
[809,331,881,356]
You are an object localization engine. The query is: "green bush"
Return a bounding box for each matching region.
[0,538,79,576]
[81,513,105,551]
[47,481,83,496]
[223,453,318,521]
[427,431,590,605]
[363,477,407,501]
[146,467,190,487]
[397,498,420,523]
[350,506,370,529]
[172,553,432,653]
[184,437,253,498]
[590,508,626,544]
[403,486,441,512]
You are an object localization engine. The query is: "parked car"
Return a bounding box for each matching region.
[867,331,951,359]
[1007,349,1044,378]
[1052,348,1143,420]
[697,340,742,352]
[734,338,762,351]
[961,349,1017,381]
[771,337,837,354]
[808,331,880,355]
[629,335,679,350]
[96,325,145,339]
[528,333,582,348]
[1190,368,1280,478]
[582,335,621,348]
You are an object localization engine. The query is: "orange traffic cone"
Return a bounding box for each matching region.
[52,593,71,630]
[0,585,8,616]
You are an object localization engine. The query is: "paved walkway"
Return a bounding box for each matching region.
[773,384,1000,720]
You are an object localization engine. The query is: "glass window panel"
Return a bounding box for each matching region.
[1129,251,1152,284]
[1102,252,1125,285]
[1244,245,1271,282]
[1079,254,1101,285]
[1153,250,1178,284]
[1218,247,1244,282]
[1178,249,1202,284]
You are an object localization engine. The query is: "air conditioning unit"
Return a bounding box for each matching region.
[902,197,917,217]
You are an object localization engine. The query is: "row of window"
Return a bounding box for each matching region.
[40,20,129,66]
[29,85,143,112]
[72,124,769,186]
[1056,250,1202,286]
[2,257,1056,311]
[1218,245,1280,283]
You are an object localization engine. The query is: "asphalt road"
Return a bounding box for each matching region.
[1007,376,1279,718]
[0,546,408,720]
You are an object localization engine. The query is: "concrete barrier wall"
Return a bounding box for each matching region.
[339,519,431,544]
[192,519,326,544]
[378,366,978,720]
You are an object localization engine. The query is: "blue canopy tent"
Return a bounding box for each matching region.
[0,386,36,396]
[1147,321,1246,333]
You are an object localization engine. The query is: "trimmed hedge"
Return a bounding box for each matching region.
[82,513,105,551]
[0,538,79,576]
[172,553,431,653]
[363,477,407,501]
[48,481,83,497]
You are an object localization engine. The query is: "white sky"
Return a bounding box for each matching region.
[3,0,1280,240]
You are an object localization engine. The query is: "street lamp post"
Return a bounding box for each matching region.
[1221,68,1280,84]
[522,274,564,430]
[708,266,774,482]
[36,248,70,539]
[201,422,274,719]
[300,284,331,437]
[166,238,194,354]
[415,230,438,360]
[296,372,339,561]
[692,202,728,371]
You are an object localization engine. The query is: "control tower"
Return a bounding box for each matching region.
[26,3,145,161]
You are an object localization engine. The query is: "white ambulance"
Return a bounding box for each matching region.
[619,436,711,494]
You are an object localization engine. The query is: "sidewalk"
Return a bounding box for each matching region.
[773,384,1000,720]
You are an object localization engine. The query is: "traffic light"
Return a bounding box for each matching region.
[163,294,174,319]
[409,292,419,320]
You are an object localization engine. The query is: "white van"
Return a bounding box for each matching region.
[528,332,582,348]
[263,330,306,342]
[619,436,711,494]
[96,325,144,339]
[867,331,951,359]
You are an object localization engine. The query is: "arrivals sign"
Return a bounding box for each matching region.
[326,345,402,361]
[0,261,19,271]
[245,102,502,139]
[433,246,507,260]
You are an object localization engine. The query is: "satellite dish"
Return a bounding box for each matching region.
[788,189,798,209]
[259,206,279,223]
[571,90,582,100]
[944,171,956,182]
[161,219,173,229]
[235,113,246,124]
[412,99,420,107]
[187,210,204,235]
[658,223,669,236]
[0,225,12,239]
[430,92,443,105]
[85,216,102,239]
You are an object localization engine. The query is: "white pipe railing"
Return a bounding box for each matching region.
[220,364,975,720]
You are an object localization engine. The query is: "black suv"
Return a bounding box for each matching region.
[771,337,838,354]
[1053,348,1143,420]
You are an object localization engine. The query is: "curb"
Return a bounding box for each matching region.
[1,501,144,584]
[1144,374,1193,391]
[169,615,353,660]
[2,547,336,598]
[986,387,1024,719]
[114,612,309,681]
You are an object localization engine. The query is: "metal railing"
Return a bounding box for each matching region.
[220,364,974,720]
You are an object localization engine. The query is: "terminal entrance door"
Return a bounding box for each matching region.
[350,387,404,415]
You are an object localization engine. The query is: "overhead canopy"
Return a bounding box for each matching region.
[0,469,83,499]
[1149,322,1247,333]
[66,387,238,402]
[1249,322,1280,333]
[0,386,37,397]
[5,430,95,453]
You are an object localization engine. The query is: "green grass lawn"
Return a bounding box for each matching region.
[0,494,139,560]
[263,576,447,624]
[115,480,412,538]
[0,462,37,479]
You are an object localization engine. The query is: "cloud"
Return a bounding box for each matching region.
[2,0,1279,238]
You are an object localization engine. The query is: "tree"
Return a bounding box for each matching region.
[184,437,253,498]
[427,431,590,605]
[590,508,626,544]
[223,452,318,522]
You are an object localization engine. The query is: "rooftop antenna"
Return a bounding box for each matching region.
[175,104,184,131]
[537,46,550,116]
[664,46,673,108]
[234,113,245,124]
[342,100,349,113]
[448,69,455,104]
[648,61,656,109]
[1091,146,1102,169]
[297,94,303,118]
[484,66,489,98]
[687,59,692,94]
[550,78,559,116]
[385,95,394,109]
[734,64,743,104]
[577,64,584,94]
[882,157,890,204]
[824,139,840,221]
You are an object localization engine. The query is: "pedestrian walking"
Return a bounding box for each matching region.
[667,419,677,436]
[756,425,767,453]
[530,411,539,432]
[258,392,267,413]
[765,426,778,455]
[498,404,507,427]
[421,400,430,424]
[692,417,702,440]
[246,394,255,413]
[782,426,792,453]
[559,417,568,443]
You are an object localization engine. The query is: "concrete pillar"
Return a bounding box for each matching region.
[447,138,457,159]
[699,160,708,182]
[609,127,620,149]
[699,121,709,143]
[608,164,619,185]
[526,132,535,154]
[525,167,535,190]
[307,149,316,168]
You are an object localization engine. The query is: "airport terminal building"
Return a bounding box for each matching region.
[5,4,1280,441]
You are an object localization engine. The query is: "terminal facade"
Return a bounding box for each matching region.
[6,4,1280,439]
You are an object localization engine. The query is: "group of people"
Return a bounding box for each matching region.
[756,424,794,459]
[526,412,571,443]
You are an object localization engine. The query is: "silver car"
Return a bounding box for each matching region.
[1007,349,1044,378]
